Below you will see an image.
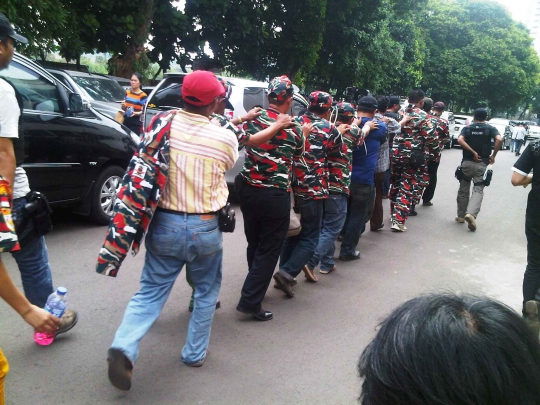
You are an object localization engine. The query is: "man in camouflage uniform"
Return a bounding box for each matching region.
[409,97,439,216]
[236,76,305,321]
[304,102,376,276]
[273,91,344,296]
[422,101,450,206]
[389,89,439,232]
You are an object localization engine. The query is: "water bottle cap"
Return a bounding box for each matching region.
[56,287,67,295]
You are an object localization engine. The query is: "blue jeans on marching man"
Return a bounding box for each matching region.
[306,193,348,274]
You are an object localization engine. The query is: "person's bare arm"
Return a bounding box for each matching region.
[511,172,533,187]
[457,135,481,162]
[490,135,503,164]
[0,259,60,333]
[0,138,16,189]
[232,107,262,126]
[245,113,296,147]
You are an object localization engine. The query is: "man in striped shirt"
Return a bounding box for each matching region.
[108,71,238,390]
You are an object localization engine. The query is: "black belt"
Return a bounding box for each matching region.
[156,207,217,216]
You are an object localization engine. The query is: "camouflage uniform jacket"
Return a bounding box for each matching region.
[241,108,304,191]
[294,112,341,200]
[211,113,250,150]
[327,124,365,195]
[392,105,439,167]
[96,110,175,277]
[433,115,450,163]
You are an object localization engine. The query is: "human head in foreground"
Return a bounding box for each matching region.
[358,293,540,405]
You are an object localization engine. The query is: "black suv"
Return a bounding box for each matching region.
[0,53,137,224]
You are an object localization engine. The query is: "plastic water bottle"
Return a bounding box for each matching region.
[33,287,67,346]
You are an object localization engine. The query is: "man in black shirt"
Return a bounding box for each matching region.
[512,140,540,336]
[456,108,502,231]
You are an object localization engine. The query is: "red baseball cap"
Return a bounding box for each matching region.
[182,70,226,107]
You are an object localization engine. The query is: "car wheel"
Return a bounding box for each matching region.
[90,165,124,225]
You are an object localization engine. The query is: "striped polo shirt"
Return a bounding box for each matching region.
[124,89,148,113]
[158,110,239,213]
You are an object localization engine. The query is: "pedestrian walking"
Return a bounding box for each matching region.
[511,123,527,156]
[511,139,540,336]
[339,96,387,259]
[456,108,502,231]
[389,89,438,232]
[102,71,238,390]
[422,101,450,206]
[0,17,61,404]
[305,102,376,276]
[274,91,343,295]
[236,75,305,320]
[0,13,78,341]
[121,73,147,134]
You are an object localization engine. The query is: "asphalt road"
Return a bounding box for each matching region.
[0,146,529,405]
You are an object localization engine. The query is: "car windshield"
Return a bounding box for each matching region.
[72,76,125,102]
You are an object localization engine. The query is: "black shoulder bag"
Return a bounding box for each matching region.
[218,202,235,233]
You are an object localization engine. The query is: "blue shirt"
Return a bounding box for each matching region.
[351,117,387,185]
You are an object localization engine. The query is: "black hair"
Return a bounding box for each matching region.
[131,72,144,90]
[308,105,330,115]
[422,98,433,113]
[375,95,388,113]
[358,293,540,405]
[474,108,488,121]
[408,89,425,104]
[337,115,355,124]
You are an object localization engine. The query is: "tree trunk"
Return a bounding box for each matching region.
[113,0,157,78]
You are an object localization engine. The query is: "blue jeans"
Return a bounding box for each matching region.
[278,198,324,280]
[307,194,348,271]
[111,210,223,365]
[11,197,53,308]
[515,139,524,154]
[340,183,375,257]
[511,139,516,152]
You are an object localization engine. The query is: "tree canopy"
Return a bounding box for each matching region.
[2,0,539,114]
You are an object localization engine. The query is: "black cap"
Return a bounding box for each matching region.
[474,108,488,121]
[388,96,400,107]
[357,96,378,111]
[0,14,28,44]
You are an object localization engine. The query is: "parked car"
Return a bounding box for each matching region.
[527,124,540,140]
[47,69,125,119]
[450,115,473,147]
[441,111,455,148]
[488,118,511,150]
[1,53,138,224]
[143,73,309,184]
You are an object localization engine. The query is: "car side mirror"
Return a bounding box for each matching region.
[68,93,84,114]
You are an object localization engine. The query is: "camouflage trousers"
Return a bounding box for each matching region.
[389,164,422,224]
[412,165,430,205]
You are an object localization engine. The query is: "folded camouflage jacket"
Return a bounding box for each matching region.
[96,111,175,277]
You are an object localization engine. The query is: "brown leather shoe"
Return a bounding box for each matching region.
[56,309,78,336]
[302,265,318,282]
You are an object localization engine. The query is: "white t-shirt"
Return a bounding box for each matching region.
[512,126,527,140]
[0,78,31,199]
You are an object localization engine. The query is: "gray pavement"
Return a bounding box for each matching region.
[0,146,529,404]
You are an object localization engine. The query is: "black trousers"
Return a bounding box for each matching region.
[422,160,440,203]
[523,214,540,312]
[238,183,290,312]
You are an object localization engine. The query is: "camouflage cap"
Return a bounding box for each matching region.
[217,77,233,99]
[267,75,294,101]
[336,102,356,118]
[309,91,333,109]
